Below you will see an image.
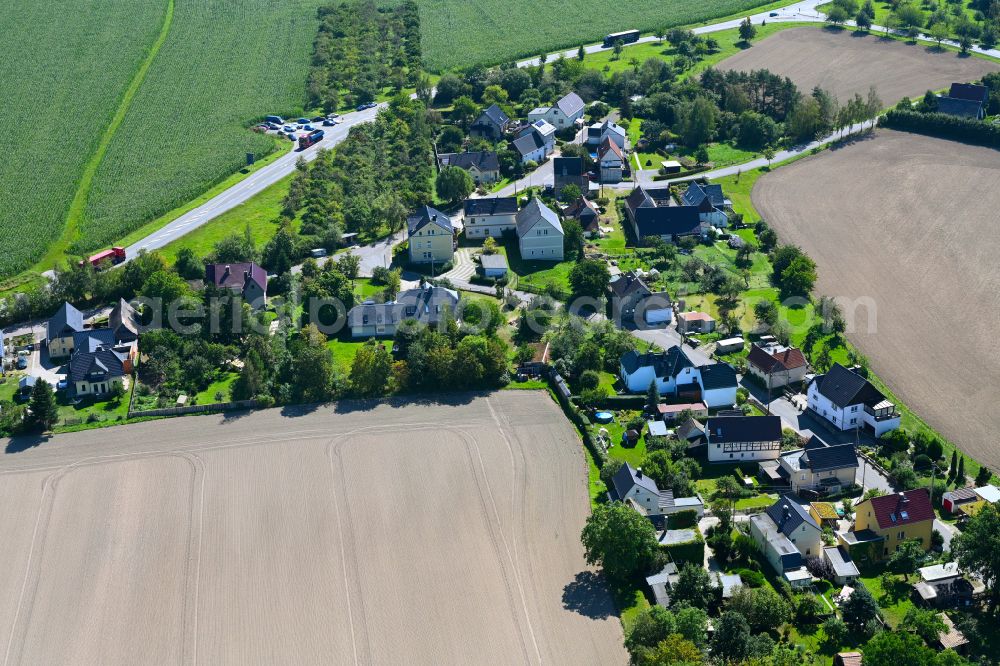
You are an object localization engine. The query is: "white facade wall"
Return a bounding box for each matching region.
[465,213,516,238]
[518,222,564,261]
[707,439,781,463]
[699,384,737,409]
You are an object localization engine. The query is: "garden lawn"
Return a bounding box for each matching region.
[54,387,132,432]
[158,174,294,265]
[328,338,392,373]
[858,569,915,628]
[194,372,239,405]
[505,242,573,295]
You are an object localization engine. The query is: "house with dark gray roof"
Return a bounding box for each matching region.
[608,271,672,326]
[552,156,588,196]
[528,92,585,128]
[46,302,86,359]
[347,284,460,338]
[777,435,858,494]
[470,103,510,140]
[807,363,900,436]
[608,462,704,519]
[620,347,736,408]
[624,186,703,243]
[587,118,627,149]
[936,82,988,119]
[516,198,563,261]
[750,494,822,584]
[511,120,555,163]
[705,414,782,463]
[680,181,731,227]
[205,262,268,310]
[437,150,500,184]
[69,346,131,398]
[463,197,518,239]
[109,298,142,343]
[562,196,600,235]
[407,205,455,265]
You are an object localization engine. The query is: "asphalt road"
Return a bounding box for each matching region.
[121,105,384,260]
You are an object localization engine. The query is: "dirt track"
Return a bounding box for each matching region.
[718,27,998,106]
[753,130,1000,469]
[0,392,626,665]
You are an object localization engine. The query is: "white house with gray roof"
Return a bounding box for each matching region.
[516,198,563,261]
[528,92,585,128]
[750,495,822,586]
[807,363,900,436]
[608,463,704,518]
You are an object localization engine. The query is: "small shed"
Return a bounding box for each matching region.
[660,160,682,174]
[646,420,669,438]
[935,613,969,654]
[942,487,978,514]
[18,375,38,399]
[480,253,509,278]
[715,337,745,355]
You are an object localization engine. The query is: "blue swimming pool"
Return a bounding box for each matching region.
[594,411,614,424]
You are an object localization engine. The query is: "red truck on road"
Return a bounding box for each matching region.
[298,129,325,150]
[81,247,126,269]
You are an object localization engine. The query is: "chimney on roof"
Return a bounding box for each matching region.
[900,492,909,503]
[636,468,643,479]
[223,265,231,279]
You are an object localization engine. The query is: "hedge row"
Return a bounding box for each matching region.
[549,373,608,467]
[592,395,648,410]
[881,108,1000,149]
[661,530,705,566]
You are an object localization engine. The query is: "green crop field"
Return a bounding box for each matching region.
[415,0,777,69]
[0,0,169,279]
[1,0,779,284]
[81,0,326,251]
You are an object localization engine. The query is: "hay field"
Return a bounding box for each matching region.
[717,27,999,106]
[752,130,1000,469]
[0,392,625,665]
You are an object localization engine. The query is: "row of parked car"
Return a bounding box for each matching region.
[254,114,345,138]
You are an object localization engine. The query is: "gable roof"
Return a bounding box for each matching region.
[609,462,660,500]
[681,181,727,209]
[813,363,888,409]
[556,92,585,118]
[599,137,623,160]
[747,343,808,374]
[407,205,453,234]
[553,156,583,176]
[676,418,706,442]
[948,82,988,102]
[698,363,737,390]
[109,298,141,340]
[625,187,702,238]
[68,348,127,383]
[936,96,983,118]
[205,262,267,292]
[438,150,499,172]
[476,103,510,127]
[609,271,651,298]
[480,253,508,270]
[72,328,118,355]
[47,302,84,340]
[800,440,858,472]
[464,197,518,217]
[620,346,693,378]
[864,488,934,530]
[347,286,460,328]
[530,118,556,137]
[765,494,820,536]
[705,415,781,443]
[511,130,545,157]
[563,197,599,223]
[515,198,563,236]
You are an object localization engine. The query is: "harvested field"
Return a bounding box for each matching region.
[717,27,999,106]
[752,130,1000,469]
[0,392,626,665]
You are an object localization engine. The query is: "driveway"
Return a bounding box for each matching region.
[290,229,407,279]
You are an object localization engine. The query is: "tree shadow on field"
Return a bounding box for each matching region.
[5,433,49,454]
[562,571,618,620]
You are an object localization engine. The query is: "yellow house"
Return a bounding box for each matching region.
[407,205,454,265]
[842,488,933,560]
